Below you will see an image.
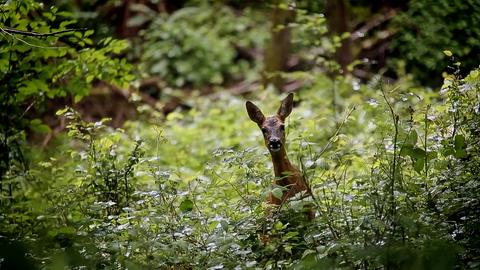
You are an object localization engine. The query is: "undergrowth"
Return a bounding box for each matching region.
[1,67,480,269]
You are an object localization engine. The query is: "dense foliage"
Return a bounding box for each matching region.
[0,1,132,181]
[2,64,480,268]
[140,5,267,87]
[1,1,480,269]
[390,0,480,85]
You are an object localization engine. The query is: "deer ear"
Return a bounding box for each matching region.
[246,101,265,125]
[277,93,294,120]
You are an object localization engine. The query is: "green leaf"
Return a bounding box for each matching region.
[413,158,425,173]
[271,187,283,200]
[56,107,69,116]
[84,30,94,37]
[443,145,455,156]
[84,38,93,46]
[411,147,426,159]
[59,20,76,29]
[274,221,284,231]
[208,221,219,231]
[468,70,479,80]
[98,137,114,149]
[454,135,465,150]
[427,151,437,161]
[74,95,83,103]
[400,145,414,157]
[406,130,418,146]
[18,79,48,101]
[453,135,467,158]
[284,231,299,239]
[179,198,194,212]
[86,74,95,83]
[454,149,467,158]
[30,119,42,126]
[443,50,453,57]
[30,119,51,133]
[127,15,150,27]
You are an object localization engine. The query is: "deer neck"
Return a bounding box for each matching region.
[270,148,295,179]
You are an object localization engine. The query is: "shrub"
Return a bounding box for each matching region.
[2,62,479,268]
[0,1,132,182]
[390,0,480,86]
[140,5,268,87]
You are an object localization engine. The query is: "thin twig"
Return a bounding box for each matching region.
[20,100,37,118]
[424,105,430,179]
[380,83,399,227]
[1,26,86,37]
[0,27,84,49]
[1,27,63,49]
[316,105,356,159]
[350,9,397,41]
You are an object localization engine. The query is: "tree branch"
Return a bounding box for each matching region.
[350,9,397,41]
[1,27,86,37]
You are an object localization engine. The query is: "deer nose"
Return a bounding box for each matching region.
[268,138,282,151]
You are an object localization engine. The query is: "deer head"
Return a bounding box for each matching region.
[246,93,294,153]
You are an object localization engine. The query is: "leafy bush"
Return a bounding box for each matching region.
[390,0,480,85]
[140,5,268,87]
[434,66,480,267]
[1,6,479,264]
[4,1,480,269]
[2,62,478,268]
[290,8,343,73]
[0,1,132,183]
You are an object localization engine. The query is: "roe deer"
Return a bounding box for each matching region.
[246,93,313,217]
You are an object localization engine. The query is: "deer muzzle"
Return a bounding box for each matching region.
[268,138,282,152]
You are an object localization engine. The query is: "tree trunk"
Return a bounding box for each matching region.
[264,2,295,92]
[325,0,352,74]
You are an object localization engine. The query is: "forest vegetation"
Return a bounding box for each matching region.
[1,0,480,269]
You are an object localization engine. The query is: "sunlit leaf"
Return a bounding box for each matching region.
[443,50,453,57]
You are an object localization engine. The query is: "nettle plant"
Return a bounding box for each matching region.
[35,108,145,267]
[3,64,479,269]
[33,105,265,269]
[59,108,143,216]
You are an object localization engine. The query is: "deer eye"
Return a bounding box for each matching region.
[280,125,285,131]
[261,128,267,134]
